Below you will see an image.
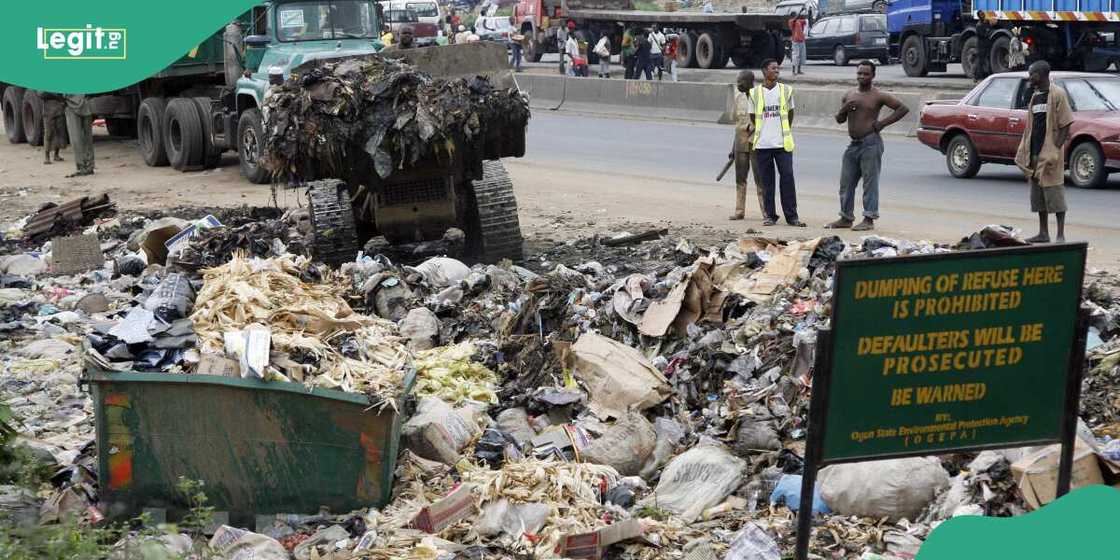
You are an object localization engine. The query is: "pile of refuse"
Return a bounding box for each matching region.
[3,204,1120,559]
[262,55,530,181]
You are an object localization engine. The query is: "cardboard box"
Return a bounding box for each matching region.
[1011,438,1103,510]
[410,484,477,534]
[557,519,644,559]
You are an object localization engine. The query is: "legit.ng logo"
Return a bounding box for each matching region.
[36,25,127,60]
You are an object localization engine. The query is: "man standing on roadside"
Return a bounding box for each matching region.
[750,59,805,227]
[649,25,667,80]
[825,61,909,231]
[974,11,992,80]
[622,26,637,79]
[594,33,612,78]
[789,10,808,75]
[729,70,765,220]
[1014,61,1073,243]
[64,94,94,177]
[40,92,67,165]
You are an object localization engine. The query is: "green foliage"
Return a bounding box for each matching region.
[0,517,123,560]
[176,477,215,537]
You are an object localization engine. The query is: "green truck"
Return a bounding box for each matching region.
[3,0,525,263]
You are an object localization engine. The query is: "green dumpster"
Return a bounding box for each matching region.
[85,367,412,524]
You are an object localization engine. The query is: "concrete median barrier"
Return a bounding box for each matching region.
[515,73,960,137]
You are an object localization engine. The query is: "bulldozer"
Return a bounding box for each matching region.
[288,42,527,266]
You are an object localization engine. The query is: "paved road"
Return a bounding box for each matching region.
[506,112,1120,268]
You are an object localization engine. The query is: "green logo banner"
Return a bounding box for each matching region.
[2,1,260,93]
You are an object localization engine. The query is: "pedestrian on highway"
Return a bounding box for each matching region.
[398,25,416,49]
[564,32,582,75]
[1009,27,1027,70]
[594,34,612,78]
[974,11,992,80]
[665,33,680,81]
[1015,61,1073,243]
[635,30,654,80]
[558,22,571,74]
[622,26,637,79]
[789,10,808,75]
[729,70,765,220]
[511,19,526,72]
[825,61,910,231]
[749,59,805,226]
[40,92,67,165]
[64,94,94,177]
[649,25,667,80]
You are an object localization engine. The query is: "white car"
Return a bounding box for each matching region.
[379,0,442,27]
[775,0,819,20]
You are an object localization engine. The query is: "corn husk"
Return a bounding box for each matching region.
[413,342,499,405]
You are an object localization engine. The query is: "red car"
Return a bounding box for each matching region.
[917,71,1120,189]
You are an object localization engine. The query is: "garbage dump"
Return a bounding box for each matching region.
[2,208,1120,558]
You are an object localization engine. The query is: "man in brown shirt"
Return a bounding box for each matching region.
[1014,61,1073,243]
[728,70,765,220]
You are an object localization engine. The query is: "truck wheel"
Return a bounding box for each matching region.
[961,36,978,79]
[466,160,524,263]
[696,32,721,69]
[138,97,170,167]
[989,36,1011,74]
[902,35,928,77]
[834,46,849,66]
[1069,142,1106,189]
[946,135,981,179]
[164,98,205,171]
[21,92,44,147]
[105,118,137,138]
[192,97,222,169]
[307,179,360,267]
[2,87,26,144]
[678,32,699,69]
[237,108,270,184]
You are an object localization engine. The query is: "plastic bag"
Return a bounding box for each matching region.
[768,474,830,515]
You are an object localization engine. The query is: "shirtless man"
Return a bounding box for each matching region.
[825,61,909,231]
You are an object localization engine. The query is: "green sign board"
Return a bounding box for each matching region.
[819,243,1087,463]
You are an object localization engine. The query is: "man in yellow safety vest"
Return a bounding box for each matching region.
[749,59,806,227]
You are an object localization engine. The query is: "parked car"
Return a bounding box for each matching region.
[832,0,887,14]
[775,0,819,21]
[474,16,514,45]
[917,72,1120,189]
[379,0,443,26]
[805,14,889,66]
[382,8,440,46]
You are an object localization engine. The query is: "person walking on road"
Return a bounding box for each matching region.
[1015,61,1073,243]
[729,70,765,220]
[510,19,526,72]
[594,34,612,78]
[622,26,637,79]
[649,25,667,80]
[789,11,808,75]
[40,92,67,165]
[825,61,910,232]
[749,59,805,227]
[64,94,94,177]
[1009,27,1027,70]
[974,11,992,80]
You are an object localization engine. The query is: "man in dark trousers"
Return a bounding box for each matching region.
[1014,61,1073,243]
[749,59,805,227]
[974,11,992,80]
[825,61,909,231]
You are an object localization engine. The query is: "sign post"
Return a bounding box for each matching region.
[795,244,1088,560]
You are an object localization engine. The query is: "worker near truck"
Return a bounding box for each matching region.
[649,26,667,80]
[1015,61,1073,243]
[635,30,654,80]
[974,11,992,80]
[789,10,808,76]
[39,92,67,165]
[622,27,637,79]
[825,61,910,232]
[749,60,805,227]
[594,34,612,78]
[64,94,94,177]
[729,70,765,221]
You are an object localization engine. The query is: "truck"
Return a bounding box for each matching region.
[889,0,1120,79]
[513,0,790,70]
[2,0,525,262]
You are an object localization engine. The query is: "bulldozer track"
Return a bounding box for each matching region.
[308,179,360,267]
[471,161,524,263]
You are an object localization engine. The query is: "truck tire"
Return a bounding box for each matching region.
[106,118,137,138]
[307,179,360,267]
[21,92,44,147]
[467,160,524,263]
[989,36,1011,74]
[902,35,928,77]
[164,98,205,171]
[678,32,699,69]
[961,36,978,79]
[946,134,981,179]
[237,108,270,184]
[696,32,721,69]
[834,45,848,66]
[192,97,222,169]
[138,97,170,167]
[3,87,26,144]
[1069,142,1106,189]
